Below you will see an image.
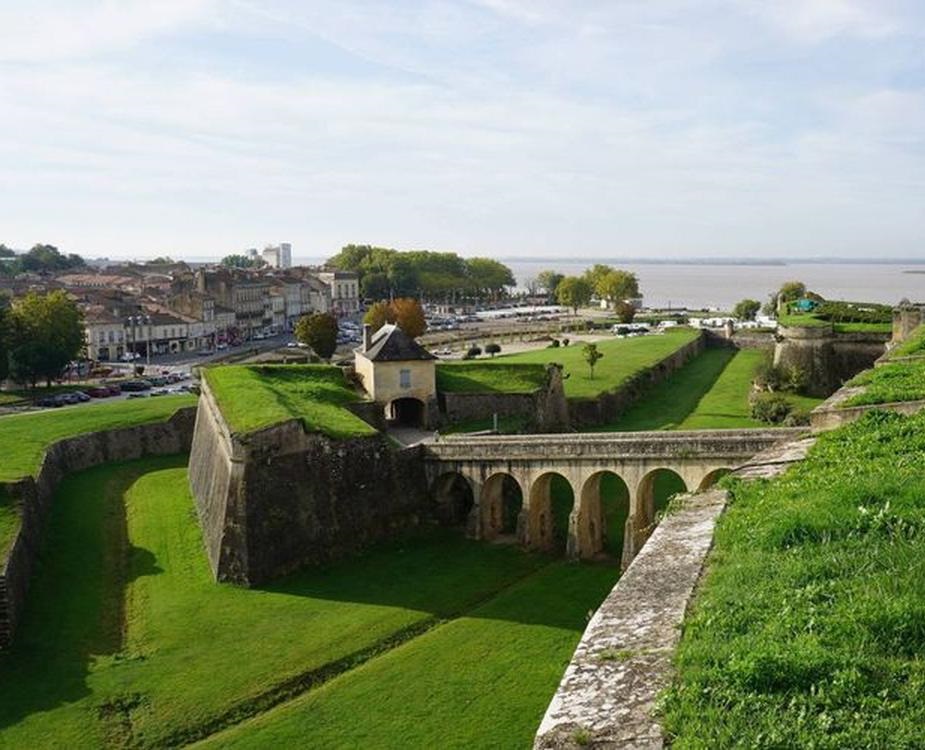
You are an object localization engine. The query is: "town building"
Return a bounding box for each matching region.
[317,270,360,316]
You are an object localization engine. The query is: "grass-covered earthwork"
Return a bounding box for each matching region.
[436,362,547,393]
[843,359,925,407]
[203,364,376,438]
[663,410,925,747]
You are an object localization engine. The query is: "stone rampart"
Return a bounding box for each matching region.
[0,407,196,649]
[774,325,888,397]
[568,334,705,429]
[810,385,925,432]
[189,380,431,585]
[704,328,775,351]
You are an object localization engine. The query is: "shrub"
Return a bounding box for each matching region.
[754,356,783,391]
[485,343,501,357]
[750,392,792,424]
[465,345,482,359]
[783,409,811,427]
[547,339,560,348]
[561,337,569,347]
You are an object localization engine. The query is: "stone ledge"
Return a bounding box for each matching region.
[534,489,728,750]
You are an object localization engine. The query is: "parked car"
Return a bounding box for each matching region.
[148,376,169,387]
[37,396,64,408]
[85,386,112,398]
[73,391,91,403]
[127,392,149,399]
[119,380,151,392]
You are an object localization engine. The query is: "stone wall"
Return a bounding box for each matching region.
[189,380,432,585]
[704,328,775,351]
[774,326,888,397]
[0,407,197,649]
[568,334,705,429]
[810,385,925,432]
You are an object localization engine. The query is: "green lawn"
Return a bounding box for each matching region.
[0,487,16,559]
[203,364,376,438]
[777,312,892,334]
[444,329,699,399]
[195,562,618,750]
[663,410,925,747]
[0,394,195,483]
[436,362,547,393]
[598,349,822,431]
[0,456,581,748]
[844,359,925,407]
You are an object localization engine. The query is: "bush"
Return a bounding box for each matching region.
[547,339,560,348]
[814,300,892,325]
[783,409,811,427]
[754,356,783,391]
[750,392,792,424]
[561,337,569,347]
[485,343,501,357]
[465,346,482,359]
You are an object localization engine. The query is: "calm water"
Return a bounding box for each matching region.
[283,257,925,310]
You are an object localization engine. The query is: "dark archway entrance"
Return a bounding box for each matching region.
[481,473,523,540]
[636,468,687,548]
[698,468,731,491]
[528,473,574,554]
[431,472,474,526]
[388,397,425,428]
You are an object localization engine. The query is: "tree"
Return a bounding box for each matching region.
[583,342,603,380]
[361,272,391,300]
[0,244,15,258]
[466,257,515,299]
[389,298,427,338]
[485,343,501,357]
[583,264,614,293]
[466,345,482,359]
[295,313,338,360]
[363,301,392,332]
[8,290,85,388]
[0,300,9,382]
[614,301,636,324]
[17,244,84,273]
[733,299,761,321]
[596,270,639,307]
[556,277,592,314]
[536,270,564,299]
[778,281,806,302]
[221,254,264,269]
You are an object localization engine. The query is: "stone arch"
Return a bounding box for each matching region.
[430,471,474,526]
[480,473,524,541]
[528,472,574,553]
[387,397,425,428]
[636,468,688,545]
[578,471,630,561]
[698,467,732,491]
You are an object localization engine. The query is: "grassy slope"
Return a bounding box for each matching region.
[445,328,699,399]
[663,410,925,748]
[203,364,376,438]
[436,362,546,393]
[0,487,16,558]
[844,359,925,406]
[0,394,195,482]
[0,457,558,748]
[196,562,618,750]
[889,325,925,358]
[600,349,822,432]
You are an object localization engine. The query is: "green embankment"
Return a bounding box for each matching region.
[441,328,699,399]
[195,562,617,750]
[889,325,925,358]
[0,487,16,558]
[0,456,614,748]
[0,394,195,483]
[663,410,925,747]
[436,362,547,394]
[203,365,376,438]
[599,349,822,431]
[844,359,925,407]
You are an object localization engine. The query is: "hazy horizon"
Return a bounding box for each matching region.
[2,1,923,259]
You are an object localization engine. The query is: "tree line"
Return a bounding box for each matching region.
[0,244,86,276]
[326,245,515,302]
[0,291,85,389]
[531,264,641,319]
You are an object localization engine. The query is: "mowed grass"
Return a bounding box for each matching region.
[663,410,925,748]
[436,362,547,393]
[601,349,822,431]
[0,394,195,482]
[443,328,699,399]
[203,364,376,438]
[0,456,558,748]
[195,562,618,750]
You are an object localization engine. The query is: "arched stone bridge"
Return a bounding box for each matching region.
[425,429,804,567]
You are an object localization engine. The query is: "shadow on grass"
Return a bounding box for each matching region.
[0,456,176,732]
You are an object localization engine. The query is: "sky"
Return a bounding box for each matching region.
[0,0,923,261]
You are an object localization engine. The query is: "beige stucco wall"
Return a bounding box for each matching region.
[354,352,435,407]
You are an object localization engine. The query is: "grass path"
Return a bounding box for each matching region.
[602,349,823,431]
[195,562,618,749]
[0,456,608,749]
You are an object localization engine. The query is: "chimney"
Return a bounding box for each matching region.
[363,323,372,352]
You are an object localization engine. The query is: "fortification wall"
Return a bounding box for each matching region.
[774,326,888,397]
[189,381,432,586]
[704,328,775,351]
[568,333,705,429]
[0,407,197,649]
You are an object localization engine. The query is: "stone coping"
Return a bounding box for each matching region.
[810,384,925,432]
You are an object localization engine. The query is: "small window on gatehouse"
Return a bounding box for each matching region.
[400,369,411,389]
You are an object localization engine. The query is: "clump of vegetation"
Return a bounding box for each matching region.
[843,359,925,407]
[364,298,427,338]
[464,345,482,359]
[749,392,794,424]
[485,343,501,357]
[663,410,925,747]
[583,342,603,380]
[732,298,761,321]
[294,313,339,360]
[813,300,893,326]
[547,338,560,348]
[889,325,925,359]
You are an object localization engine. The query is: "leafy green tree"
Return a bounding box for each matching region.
[221,254,264,269]
[0,244,15,258]
[361,272,391,300]
[556,276,592,314]
[733,299,761,321]
[583,342,603,380]
[295,313,338,360]
[596,270,639,307]
[466,258,515,299]
[536,270,564,299]
[582,264,614,293]
[363,301,392,332]
[485,343,501,357]
[778,281,806,302]
[8,290,85,388]
[18,244,85,273]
